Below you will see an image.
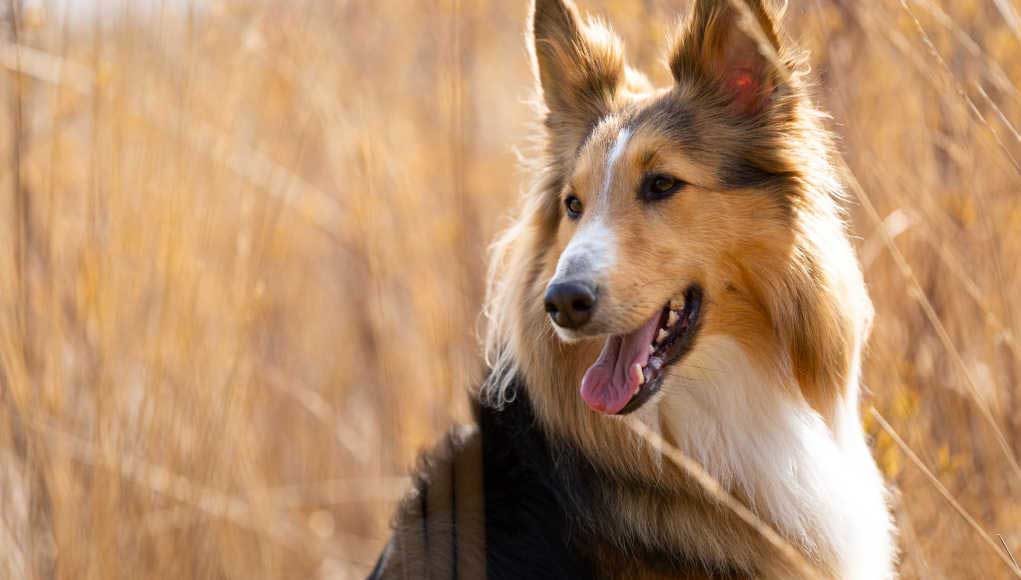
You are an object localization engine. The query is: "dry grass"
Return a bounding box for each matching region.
[1,0,1021,578]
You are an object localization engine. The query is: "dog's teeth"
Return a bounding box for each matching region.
[650,357,663,370]
[633,363,645,386]
[667,311,679,328]
[657,329,669,344]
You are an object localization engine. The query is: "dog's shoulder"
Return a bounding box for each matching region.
[368,386,595,580]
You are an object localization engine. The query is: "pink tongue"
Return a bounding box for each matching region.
[579,310,662,414]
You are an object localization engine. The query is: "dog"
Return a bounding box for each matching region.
[369,0,896,578]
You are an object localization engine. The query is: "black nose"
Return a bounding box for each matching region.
[544,281,598,329]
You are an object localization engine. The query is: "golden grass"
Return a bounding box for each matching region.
[1,0,1021,578]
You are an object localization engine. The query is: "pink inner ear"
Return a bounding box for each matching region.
[731,71,755,91]
[724,67,769,114]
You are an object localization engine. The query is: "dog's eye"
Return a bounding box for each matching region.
[640,174,685,201]
[565,195,584,219]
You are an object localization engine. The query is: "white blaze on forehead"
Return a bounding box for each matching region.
[549,126,628,288]
[600,127,632,201]
[553,219,616,284]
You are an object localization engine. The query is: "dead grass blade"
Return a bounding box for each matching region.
[896,0,1021,176]
[869,408,1021,578]
[843,164,1021,483]
[0,41,345,236]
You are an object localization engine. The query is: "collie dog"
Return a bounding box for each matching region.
[371,0,896,578]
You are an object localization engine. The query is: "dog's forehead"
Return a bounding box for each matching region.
[631,92,700,150]
[581,115,630,163]
[579,94,700,169]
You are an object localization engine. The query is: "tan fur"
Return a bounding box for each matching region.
[483,0,893,577]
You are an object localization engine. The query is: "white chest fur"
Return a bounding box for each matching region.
[658,335,895,579]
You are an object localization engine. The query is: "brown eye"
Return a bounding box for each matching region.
[565,195,584,219]
[640,174,685,201]
[652,176,676,193]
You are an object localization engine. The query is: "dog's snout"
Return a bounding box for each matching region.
[544,281,598,329]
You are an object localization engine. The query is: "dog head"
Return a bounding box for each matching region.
[487,0,870,437]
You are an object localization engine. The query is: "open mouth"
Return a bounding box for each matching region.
[579,285,704,415]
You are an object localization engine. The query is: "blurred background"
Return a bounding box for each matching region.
[0,0,1020,578]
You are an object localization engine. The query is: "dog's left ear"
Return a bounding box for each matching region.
[669,0,782,115]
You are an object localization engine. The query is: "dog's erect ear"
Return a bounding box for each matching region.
[530,0,628,148]
[669,0,782,115]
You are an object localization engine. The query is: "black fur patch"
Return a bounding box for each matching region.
[718,158,780,190]
[631,94,700,151]
[368,382,594,579]
[475,386,597,579]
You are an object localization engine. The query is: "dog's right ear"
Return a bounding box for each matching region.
[530,0,628,153]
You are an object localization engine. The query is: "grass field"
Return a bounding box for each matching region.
[1,0,1021,578]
